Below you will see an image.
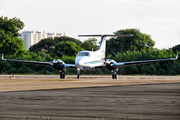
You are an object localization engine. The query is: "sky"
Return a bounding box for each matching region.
[0,0,180,49]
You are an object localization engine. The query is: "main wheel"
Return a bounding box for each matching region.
[60,72,63,79]
[114,74,118,79]
[63,73,66,79]
[112,74,115,79]
[112,74,118,79]
[77,73,80,79]
[60,72,66,79]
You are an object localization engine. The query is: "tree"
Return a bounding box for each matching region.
[54,41,84,56]
[106,29,155,55]
[29,38,55,53]
[172,44,180,53]
[29,36,83,53]
[0,16,25,55]
[81,38,99,51]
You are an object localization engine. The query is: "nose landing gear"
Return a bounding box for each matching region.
[77,68,80,79]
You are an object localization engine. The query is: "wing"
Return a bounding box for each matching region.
[64,64,76,68]
[2,53,77,68]
[2,53,53,66]
[111,53,178,68]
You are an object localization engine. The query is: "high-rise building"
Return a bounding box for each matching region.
[20,30,65,50]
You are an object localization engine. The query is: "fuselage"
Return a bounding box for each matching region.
[75,50,105,70]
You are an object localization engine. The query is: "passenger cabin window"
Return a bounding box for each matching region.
[77,52,89,56]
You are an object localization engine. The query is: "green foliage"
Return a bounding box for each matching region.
[172,44,180,53]
[0,16,24,37]
[106,29,155,55]
[81,38,99,51]
[54,41,83,56]
[0,16,25,55]
[29,36,83,53]
[61,55,75,64]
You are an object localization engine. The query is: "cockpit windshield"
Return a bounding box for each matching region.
[77,52,89,56]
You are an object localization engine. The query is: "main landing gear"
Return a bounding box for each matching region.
[112,69,118,79]
[60,69,66,79]
[77,68,80,79]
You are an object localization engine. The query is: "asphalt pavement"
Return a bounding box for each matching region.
[0,75,180,120]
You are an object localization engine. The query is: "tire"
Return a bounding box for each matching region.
[112,74,115,79]
[77,73,80,79]
[114,74,118,79]
[60,72,63,79]
[63,73,66,79]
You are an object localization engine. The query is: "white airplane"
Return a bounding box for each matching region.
[2,34,178,79]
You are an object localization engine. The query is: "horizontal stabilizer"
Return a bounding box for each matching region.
[78,34,133,37]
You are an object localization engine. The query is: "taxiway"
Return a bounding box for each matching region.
[0,75,180,120]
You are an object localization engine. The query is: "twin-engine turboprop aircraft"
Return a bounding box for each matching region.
[2,34,178,79]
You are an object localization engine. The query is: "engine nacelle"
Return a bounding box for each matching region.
[52,59,65,70]
[105,59,116,65]
[105,59,116,70]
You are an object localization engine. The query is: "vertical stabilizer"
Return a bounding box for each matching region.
[78,34,133,60]
[99,35,106,60]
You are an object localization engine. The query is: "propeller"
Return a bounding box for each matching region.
[111,51,117,57]
[97,68,104,74]
[43,50,64,74]
[105,51,117,60]
[43,54,48,61]
[56,50,63,58]
[46,70,53,74]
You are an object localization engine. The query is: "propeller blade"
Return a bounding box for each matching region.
[46,70,53,74]
[97,68,103,74]
[56,51,63,58]
[43,54,48,61]
[111,51,117,57]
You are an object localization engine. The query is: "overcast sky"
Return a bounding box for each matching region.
[0,0,179,49]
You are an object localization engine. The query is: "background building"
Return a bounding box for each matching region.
[20,30,65,50]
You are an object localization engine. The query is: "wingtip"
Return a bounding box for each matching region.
[1,53,6,60]
[2,53,4,60]
[176,53,178,59]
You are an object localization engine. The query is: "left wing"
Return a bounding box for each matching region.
[2,53,53,66]
[111,53,178,68]
[2,53,76,68]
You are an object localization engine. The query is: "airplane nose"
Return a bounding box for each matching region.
[76,60,84,66]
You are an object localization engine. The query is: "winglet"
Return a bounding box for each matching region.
[176,53,178,59]
[171,53,178,60]
[2,53,5,60]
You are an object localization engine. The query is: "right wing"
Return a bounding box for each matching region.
[111,53,178,68]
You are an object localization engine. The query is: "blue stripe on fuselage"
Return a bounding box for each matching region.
[84,60,102,64]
